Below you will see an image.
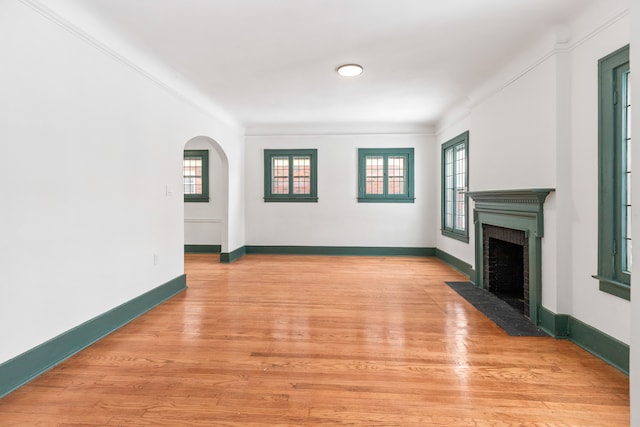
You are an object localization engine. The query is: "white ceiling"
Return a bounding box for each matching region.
[54,0,597,131]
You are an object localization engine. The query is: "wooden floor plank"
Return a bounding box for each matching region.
[0,254,629,425]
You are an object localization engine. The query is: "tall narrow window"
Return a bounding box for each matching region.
[441,132,469,242]
[357,148,414,203]
[183,150,209,202]
[596,45,630,300]
[264,149,317,202]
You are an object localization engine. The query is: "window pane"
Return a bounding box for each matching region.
[444,143,466,233]
[292,156,311,194]
[388,156,406,194]
[365,156,384,194]
[455,189,465,230]
[445,190,454,228]
[271,156,289,194]
[444,147,454,222]
[454,145,466,231]
[184,157,203,195]
[184,177,195,194]
[455,146,466,189]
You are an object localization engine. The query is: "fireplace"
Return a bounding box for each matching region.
[467,189,554,325]
[484,225,529,317]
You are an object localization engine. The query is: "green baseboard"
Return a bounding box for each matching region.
[435,249,474,279]
[245,245,435,257]
[220,246,247,263]
[538,307,569,338]
[538,306,628,374]
[184,244,222,254]
[0,274,187,398]
[567,316,629,374]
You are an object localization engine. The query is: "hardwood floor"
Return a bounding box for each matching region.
[0,254,629,426]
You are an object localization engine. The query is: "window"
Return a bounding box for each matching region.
[357,148,414,203]
[264,149,318,202]
[596,45,630,300]
[441,132,469,242]
[183,150,209,202]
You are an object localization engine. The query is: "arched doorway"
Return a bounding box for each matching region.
[183,136,229,259]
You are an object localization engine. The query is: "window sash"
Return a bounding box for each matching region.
[596,45,630,299]
[358,149,414,202]
[264,149,317,202]
[441,132,469,242]
[183,150,209,202]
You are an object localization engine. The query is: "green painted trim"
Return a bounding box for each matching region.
[263,197,319,203]
[184,150,210,203]
[264,149,318,202]
[467,189,554,238]
[220,246,246,263]
[184,244,222,254]
[246,246,435,257]
[357,148,415,203]
[0,275,187,398]
[597,45,631,295]
[593,275,630,300]
[441,229,469,243]
[536,307,628,374]
[435,249,474,279]
[441,131,470,242]
[537,306,569,338]
[567,316,629,374]
[356,197,415,203]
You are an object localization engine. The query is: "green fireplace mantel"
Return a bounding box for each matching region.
[467,188,555,238]
[467,188,555,325]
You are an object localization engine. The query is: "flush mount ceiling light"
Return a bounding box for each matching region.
[336,64,363,77]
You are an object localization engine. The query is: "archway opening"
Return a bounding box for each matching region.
[183,136,229,260]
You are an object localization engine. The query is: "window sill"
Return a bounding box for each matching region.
[357,197,415,203]
[592,275,630,301]
[441,229,469,243]
[264,197,318,203]
[184,197,210,203]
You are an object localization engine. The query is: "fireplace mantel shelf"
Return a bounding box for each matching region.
[466,188,555,206]
[467,188,555,237]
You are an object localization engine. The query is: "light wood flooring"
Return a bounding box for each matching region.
[0,254,630,426]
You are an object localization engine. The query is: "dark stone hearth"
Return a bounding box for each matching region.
[445,281,547,337]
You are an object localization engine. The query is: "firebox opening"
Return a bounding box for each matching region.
[488,237,525,314]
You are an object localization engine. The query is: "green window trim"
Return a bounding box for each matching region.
[357,148,415,203]
[596,44,630,300]
[183,150,209,203]
[441,131,469,243]
[264,149,318,202]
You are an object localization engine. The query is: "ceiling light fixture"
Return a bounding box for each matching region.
[336,64,363,77]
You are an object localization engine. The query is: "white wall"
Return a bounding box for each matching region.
[435,1,631,342]
[184,138,225,246]
[567,7,630,343]
[0,0,244,364]
[245,132,437,248]
[471,49,560,313]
